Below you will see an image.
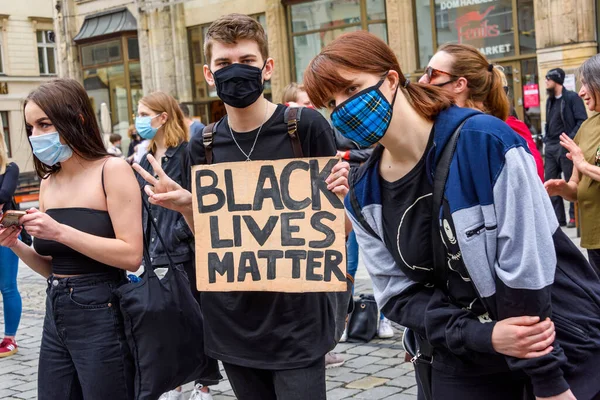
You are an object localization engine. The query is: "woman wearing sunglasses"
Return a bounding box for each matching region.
[420,44,544,182]
[546,54,600,275]
[303,31,600,400]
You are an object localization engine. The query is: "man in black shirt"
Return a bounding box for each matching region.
[544,68,587,227]
[134,14,348,400]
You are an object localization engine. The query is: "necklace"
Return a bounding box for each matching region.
[229,101,269,161]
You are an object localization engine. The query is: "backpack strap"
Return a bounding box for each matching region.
[202,121,219,165]
[431,119,468,287]
[284,107,304,158]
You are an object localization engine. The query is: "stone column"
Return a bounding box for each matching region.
[535,0,597,123]
[137,1,192,100]
[265,0,290,103]
[386,0,418,76]
[53,0,82,81]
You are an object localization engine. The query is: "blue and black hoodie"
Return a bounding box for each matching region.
[346,106,600,399]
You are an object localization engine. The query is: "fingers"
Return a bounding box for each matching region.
[523,345,554,359]
[143,185,156,198]
[331,186,349,196]
[146,154,169,180]
[327,176,349,192]
[331,161,350,174]
[528,331,556,352]
[132,163,159,186]
[504,316,541,326]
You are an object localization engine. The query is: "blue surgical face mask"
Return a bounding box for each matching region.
[331,79,396,147]
[29,132,73,166]
[135,114,163,140]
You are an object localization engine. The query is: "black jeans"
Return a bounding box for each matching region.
[38,273,134,400]
[222,359,326,400]
[545,144,575,224]
[416,368,532,400]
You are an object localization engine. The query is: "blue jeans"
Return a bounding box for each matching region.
[347,231,384,321]
[0,245,21,336]
[38,272,134,400]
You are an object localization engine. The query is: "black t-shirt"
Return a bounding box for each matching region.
[546,96,565,143]
[380,132,486,317]
[183,104,338,370]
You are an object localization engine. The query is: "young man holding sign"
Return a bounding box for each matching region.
[134,14,351,400]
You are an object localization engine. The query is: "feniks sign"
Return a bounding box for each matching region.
[440,0,495,10]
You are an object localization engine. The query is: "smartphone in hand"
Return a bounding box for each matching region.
[0,210,26,228]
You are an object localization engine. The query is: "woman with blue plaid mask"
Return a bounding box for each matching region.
[304,31,600,400]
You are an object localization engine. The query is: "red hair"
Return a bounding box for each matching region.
[303,31,452,121]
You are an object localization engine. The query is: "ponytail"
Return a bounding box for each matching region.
[484,67,509,121]
[403,81,453,121]
[440,43,509,121]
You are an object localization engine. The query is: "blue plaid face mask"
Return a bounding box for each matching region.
[331,79,395,147]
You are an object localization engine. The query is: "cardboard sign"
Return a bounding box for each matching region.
[191,158,347,292]
[523,84,540,108]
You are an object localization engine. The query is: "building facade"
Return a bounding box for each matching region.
[0,0,57,172]
[52,0,599,149]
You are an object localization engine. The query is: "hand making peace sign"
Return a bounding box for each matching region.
[132,154,193,214]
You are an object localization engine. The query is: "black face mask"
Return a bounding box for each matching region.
[212,63,266,108]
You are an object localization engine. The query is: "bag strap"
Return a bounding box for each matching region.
[431,120,468,287]
[284,107,304,158]
[142,196,176,269]
[202,122,218,165]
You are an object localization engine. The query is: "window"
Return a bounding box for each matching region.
[80,36,141,140]
[0,112,11,158]
[0,32,4,75]
[37,30,57,75]
[288,0,387,83]
[188,14,270,125]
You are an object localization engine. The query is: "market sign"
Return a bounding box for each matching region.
[435,0,515,59]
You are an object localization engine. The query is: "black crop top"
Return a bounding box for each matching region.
[34,208,117,275]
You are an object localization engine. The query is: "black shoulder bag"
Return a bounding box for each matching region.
[402,120,468,400]
[115,198,210,399]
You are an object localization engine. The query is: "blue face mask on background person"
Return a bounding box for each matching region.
[331,79,396,147]
[29,132,73,166]
[135,114,163,139]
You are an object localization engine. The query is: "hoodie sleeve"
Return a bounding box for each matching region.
[345,203,496,355]
[472,126,569,397]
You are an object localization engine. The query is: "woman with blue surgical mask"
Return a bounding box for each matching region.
[0,78,142,400]
[304,31,600,400]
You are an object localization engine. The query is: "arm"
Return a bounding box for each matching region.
[492,145,569,398]
[0,163,19,204]
[22,158,143,271]
[568,95,587,138]
[10,239,52,277]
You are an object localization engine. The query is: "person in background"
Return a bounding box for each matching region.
[179,103,205,139]
[419,44,544,182]
[0,133,21,358]
[0,78,142,399]
[135,91,221,400]
[107,133,124,158]
[127,124,142,158]
[546,54,600,275]
[304,31,600,400]
[544,68,587,228]
[281,82,313,107]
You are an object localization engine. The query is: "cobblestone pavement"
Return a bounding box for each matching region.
[0,227,582,399]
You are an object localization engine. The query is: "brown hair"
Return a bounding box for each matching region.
[0,131,8,174]
[204,14,269,65]
[303,31,452,121]
[127,124,137,140]
[281,82,305,104]
[438,43,509,121]
[139,91,188,154]
[109,133,122,144]
[24,78,109,179]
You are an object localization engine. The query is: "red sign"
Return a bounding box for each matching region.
[523,84,540,108]
[455,6,500,44]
